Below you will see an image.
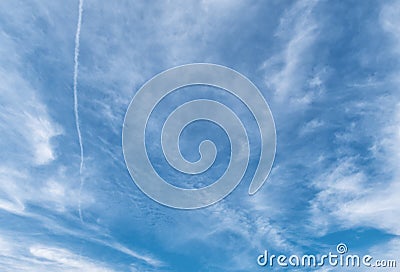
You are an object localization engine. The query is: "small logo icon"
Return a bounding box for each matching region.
[336,243,348,254]
[122,63,276,209]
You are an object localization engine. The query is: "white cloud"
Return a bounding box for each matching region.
[336,103,400,235]
[308,103,400,235]
[29,245,114,272]
[0,165,94,216]
[92,240,164,268]
[261,0,321,108]
[309,158,369,234]
[0,232,115,272]
[0,77,62,165]
[308,104,400,236]
[0,0,89,229]
[300,118,324,135]
[0,32,62,166]
[161,199,297,271]
[308,1,400,238]
[76,0,249,134]
[0,167,27,215]
[381,1,400,53]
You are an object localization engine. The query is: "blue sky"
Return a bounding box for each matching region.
[0,0,399,271]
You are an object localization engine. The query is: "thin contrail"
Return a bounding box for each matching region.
[73,0,84,223]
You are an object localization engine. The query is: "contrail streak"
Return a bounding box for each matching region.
[73,0,84,223]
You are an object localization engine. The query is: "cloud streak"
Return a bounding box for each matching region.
[73,0,85,223]
[261,0,320,108]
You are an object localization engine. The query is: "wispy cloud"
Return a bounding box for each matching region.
[1,0,399,271]
[299,118,325,136]
[99,241,164,268]
[381,0,400,53]
[30,245,114,272]
[308,1,400,238]
[73,0,85,224]
[0,231,115,272]
[0,65,62,166]
[261,0,322,108]
[309,103,400,236]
